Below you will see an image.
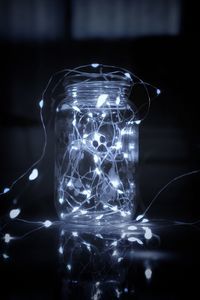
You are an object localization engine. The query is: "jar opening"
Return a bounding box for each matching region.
[63,80,131,107]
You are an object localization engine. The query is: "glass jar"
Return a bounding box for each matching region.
[55,65,139,223]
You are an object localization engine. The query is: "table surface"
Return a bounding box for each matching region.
[1,219,200,300]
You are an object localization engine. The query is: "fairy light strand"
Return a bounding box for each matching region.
[1,63,200,271]
[55,89,138,221]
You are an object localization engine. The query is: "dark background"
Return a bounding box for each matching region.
[0,0,200,299]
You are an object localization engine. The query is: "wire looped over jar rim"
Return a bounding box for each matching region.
[42,63,160,123]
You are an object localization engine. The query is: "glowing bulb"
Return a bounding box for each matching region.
[116,96,120,105]
[9,208,21,219]
[67,264,71,270]
[4,233,12,243]
[3,253,9,259]
[44,220,52,228]
[143,227,152,239]
[72,105,80,112]
[83,242,91,251]
[59,197,64,204]
[157,89,161,95]
[136,214,144,221]
[96,94,108,108]
[128,237,143,245]
[3,187,10,194]
[94,132,100,141]
[121,233,126,238]
[128,237,137,242]
[145,268,152,280]
[72,231,78,237]
[135,120,141,125]
[93,154,99,163]
[71,145,78,150]
[58,246,63,254]
[87,245,91,251]
[29,168,38,181]
[120,211,127,217]
[128,225,137,231]
[111,205,118,212]
[142,218,149,223]
[67,180,73,187]
[115,288,121,298]
[95,167,101,175]
[72,207,79,212]
[91,63,99,68]
[121,128,132,135]
[129,143,135,150]
[111,241,117,246]
[82,189,91,197]
[95,214,103,220]
[124,72,131,80]
[111,179,119,188]
[96,234,103,239]
[123,153,128,159]
[115,141,122,150]
[117,189,123,194]
[39,99,44,108]
[121,128,126,135]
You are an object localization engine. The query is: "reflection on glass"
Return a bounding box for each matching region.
[58,222,160,299]
[55,66,139,223]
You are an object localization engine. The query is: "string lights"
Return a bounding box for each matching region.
[55,65,141,223]
[58,221,158,298]
[0,64,161,264]
[1,64,200,299]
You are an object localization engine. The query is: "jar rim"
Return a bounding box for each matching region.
[62,64,134,90]
[65,80,131,91]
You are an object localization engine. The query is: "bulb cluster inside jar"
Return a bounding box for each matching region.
[55,79,138,223]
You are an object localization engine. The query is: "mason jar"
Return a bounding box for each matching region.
[55,65,139,223]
